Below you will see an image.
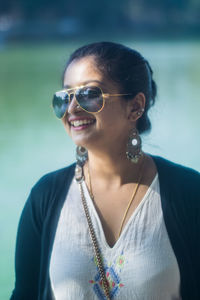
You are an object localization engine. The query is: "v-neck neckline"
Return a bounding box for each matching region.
[81,174,158,250]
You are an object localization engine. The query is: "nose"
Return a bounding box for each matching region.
[67,93,80,114]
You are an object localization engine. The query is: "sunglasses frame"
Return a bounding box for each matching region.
[52,85,132,119]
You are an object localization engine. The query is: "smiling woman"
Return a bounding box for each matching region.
[10,42,200,300]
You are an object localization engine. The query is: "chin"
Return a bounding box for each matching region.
[71,135,90,148]
[71,133,99,150]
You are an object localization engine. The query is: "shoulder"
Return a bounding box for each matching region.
[152,155,200,185]
[151,155,200,215]
[31,163,76,195]
[25,163,76,224]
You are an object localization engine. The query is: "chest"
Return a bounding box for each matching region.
[49,178,181,300]
[90,183,152,247]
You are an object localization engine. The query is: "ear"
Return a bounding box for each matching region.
[127,92,146,122]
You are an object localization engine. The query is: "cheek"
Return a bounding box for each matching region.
[97,102,127,127]
[95,112,120,135]
[62,117,71,135]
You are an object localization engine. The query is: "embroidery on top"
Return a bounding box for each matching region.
[89,252,125,299]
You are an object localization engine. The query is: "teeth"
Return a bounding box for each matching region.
[70,119,95,127]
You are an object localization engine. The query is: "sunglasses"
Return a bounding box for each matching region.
[52,85,132,119]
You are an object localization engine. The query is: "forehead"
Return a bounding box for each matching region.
[63,56,104,88]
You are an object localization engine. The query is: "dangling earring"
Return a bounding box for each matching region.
[76,146,88,166]
[126,128,143,163]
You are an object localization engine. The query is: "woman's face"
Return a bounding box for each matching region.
[62,56,137,151]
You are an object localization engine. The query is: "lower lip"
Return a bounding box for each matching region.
[71,122,95,131]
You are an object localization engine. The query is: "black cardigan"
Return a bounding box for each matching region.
[10,156,200,300]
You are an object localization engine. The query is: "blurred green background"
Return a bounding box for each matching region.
[0,1,200,299]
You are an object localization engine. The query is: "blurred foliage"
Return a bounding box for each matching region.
[0,0,196,17]
[0,0,200,35]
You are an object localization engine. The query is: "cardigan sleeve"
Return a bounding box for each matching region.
[10,166,60,300]
[10,188,43,300]
[192,170,200,294]
[152,156,200,299]
[10,164,76,300]
[10,169,57,300]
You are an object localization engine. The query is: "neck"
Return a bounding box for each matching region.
[85,147,145,185]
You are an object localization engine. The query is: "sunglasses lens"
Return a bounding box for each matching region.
[52,91,69,118]
[76,86,103,112]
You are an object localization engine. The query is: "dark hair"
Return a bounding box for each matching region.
[64,42,157,134]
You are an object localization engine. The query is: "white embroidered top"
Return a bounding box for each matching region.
[50,174,181,300]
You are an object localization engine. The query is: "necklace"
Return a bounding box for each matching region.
[75,164,111,300]
[87,155,146,238]
[75,155,146,300]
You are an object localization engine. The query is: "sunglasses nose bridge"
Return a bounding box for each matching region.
[67,91,80,114]
[68,91,79,104]
[69,92,74,102]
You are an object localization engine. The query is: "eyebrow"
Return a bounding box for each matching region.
[63,80,105,89]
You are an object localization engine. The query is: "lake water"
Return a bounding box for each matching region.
[0,40,200,299]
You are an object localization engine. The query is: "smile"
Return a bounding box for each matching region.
[70,119,95,127]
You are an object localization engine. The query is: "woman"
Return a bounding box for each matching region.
[11,42,200,300]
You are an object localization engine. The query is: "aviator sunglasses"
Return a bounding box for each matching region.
[52,85,132,119]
